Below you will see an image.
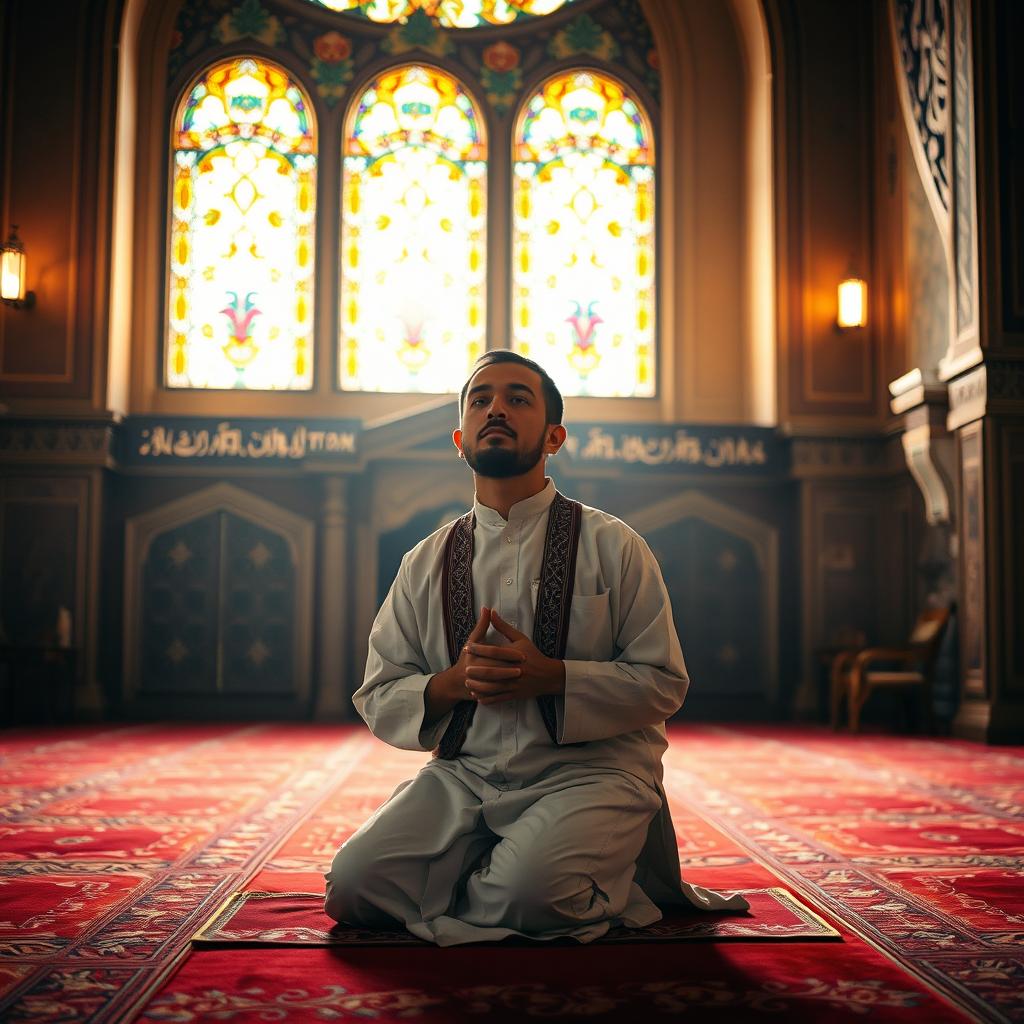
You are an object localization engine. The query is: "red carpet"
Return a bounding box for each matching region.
[0,723,1021,1022]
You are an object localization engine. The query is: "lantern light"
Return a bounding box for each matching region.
[1,227,35,309]
[837,277,866,328]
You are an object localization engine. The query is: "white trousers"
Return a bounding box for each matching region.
[324,760,663,946]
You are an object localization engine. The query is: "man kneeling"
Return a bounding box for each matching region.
[324,351,745,946]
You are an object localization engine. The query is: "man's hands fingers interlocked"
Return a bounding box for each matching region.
[455,606,564,705]
[465,641,524,702]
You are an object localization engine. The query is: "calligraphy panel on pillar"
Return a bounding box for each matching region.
[167,57,317,391]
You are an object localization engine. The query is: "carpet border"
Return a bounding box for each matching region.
[190,887,842,947]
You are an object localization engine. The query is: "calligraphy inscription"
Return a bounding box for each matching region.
[137,422,356,460]
[563,427,770,468]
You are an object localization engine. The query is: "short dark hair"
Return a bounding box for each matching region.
[460,350,564,424]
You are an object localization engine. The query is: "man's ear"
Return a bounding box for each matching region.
[452,428,464,456]
[546,424,567,456]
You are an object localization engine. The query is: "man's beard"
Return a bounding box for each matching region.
[464,430,546,479]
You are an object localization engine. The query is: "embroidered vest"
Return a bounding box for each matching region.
[434,492,583,760]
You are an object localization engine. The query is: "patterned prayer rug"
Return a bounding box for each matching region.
[0,723,1020,1022]
[191,887,839,944]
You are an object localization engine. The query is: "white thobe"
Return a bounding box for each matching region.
[326,480,746,945]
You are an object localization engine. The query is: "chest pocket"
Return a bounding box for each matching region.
[566,590,615,661]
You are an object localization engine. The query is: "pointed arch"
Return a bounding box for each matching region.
[166,56,318,390]
[339,63,488,393]
[511,68,656,398]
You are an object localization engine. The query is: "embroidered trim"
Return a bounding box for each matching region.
[442,511,475,664]
[438,511,477,759]
[435,492,583,759]
[534,494,582,741]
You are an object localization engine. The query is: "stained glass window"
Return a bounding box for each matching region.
[305,0,574,29]
[340,64,486,392]
[167,58,316,390]
[512,70,655,397]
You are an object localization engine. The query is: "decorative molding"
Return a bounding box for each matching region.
[902,423,952,524]
[891,373,954,525]
[938,342,983,382]
[944,355,1024,430]
[947,364,986,430]
[790,436,905,479]
[0,420,116,464]
[888,366,948,414]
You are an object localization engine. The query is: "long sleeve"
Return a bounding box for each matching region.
[558,530,689,745]
[352,556,453,751]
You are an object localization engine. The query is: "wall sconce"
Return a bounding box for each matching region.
[837,277,866,329]
[1,226,35,310]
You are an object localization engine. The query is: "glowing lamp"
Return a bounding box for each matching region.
[837,277,866,328]
[1,227,35,309]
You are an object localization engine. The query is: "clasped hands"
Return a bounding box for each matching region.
[455,605,565,706]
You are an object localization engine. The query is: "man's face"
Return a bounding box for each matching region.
[456,362,552,479]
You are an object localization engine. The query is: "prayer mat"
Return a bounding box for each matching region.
[191,887,840,945]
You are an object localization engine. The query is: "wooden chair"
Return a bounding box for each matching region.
[829,607,951,733]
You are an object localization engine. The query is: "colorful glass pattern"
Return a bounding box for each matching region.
[340,65,486,392]
[306,0,574,29]
[512,70,655,397]
[168,58,316,390]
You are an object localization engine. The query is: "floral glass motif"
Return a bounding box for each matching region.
[513,70,655,397]
[340,64,486,392]
[305,0,574,29]
[168,57,316,390]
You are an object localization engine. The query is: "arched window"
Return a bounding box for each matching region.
[512,69,655,397]
[167,57,317,390]
[339,64,487,393]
